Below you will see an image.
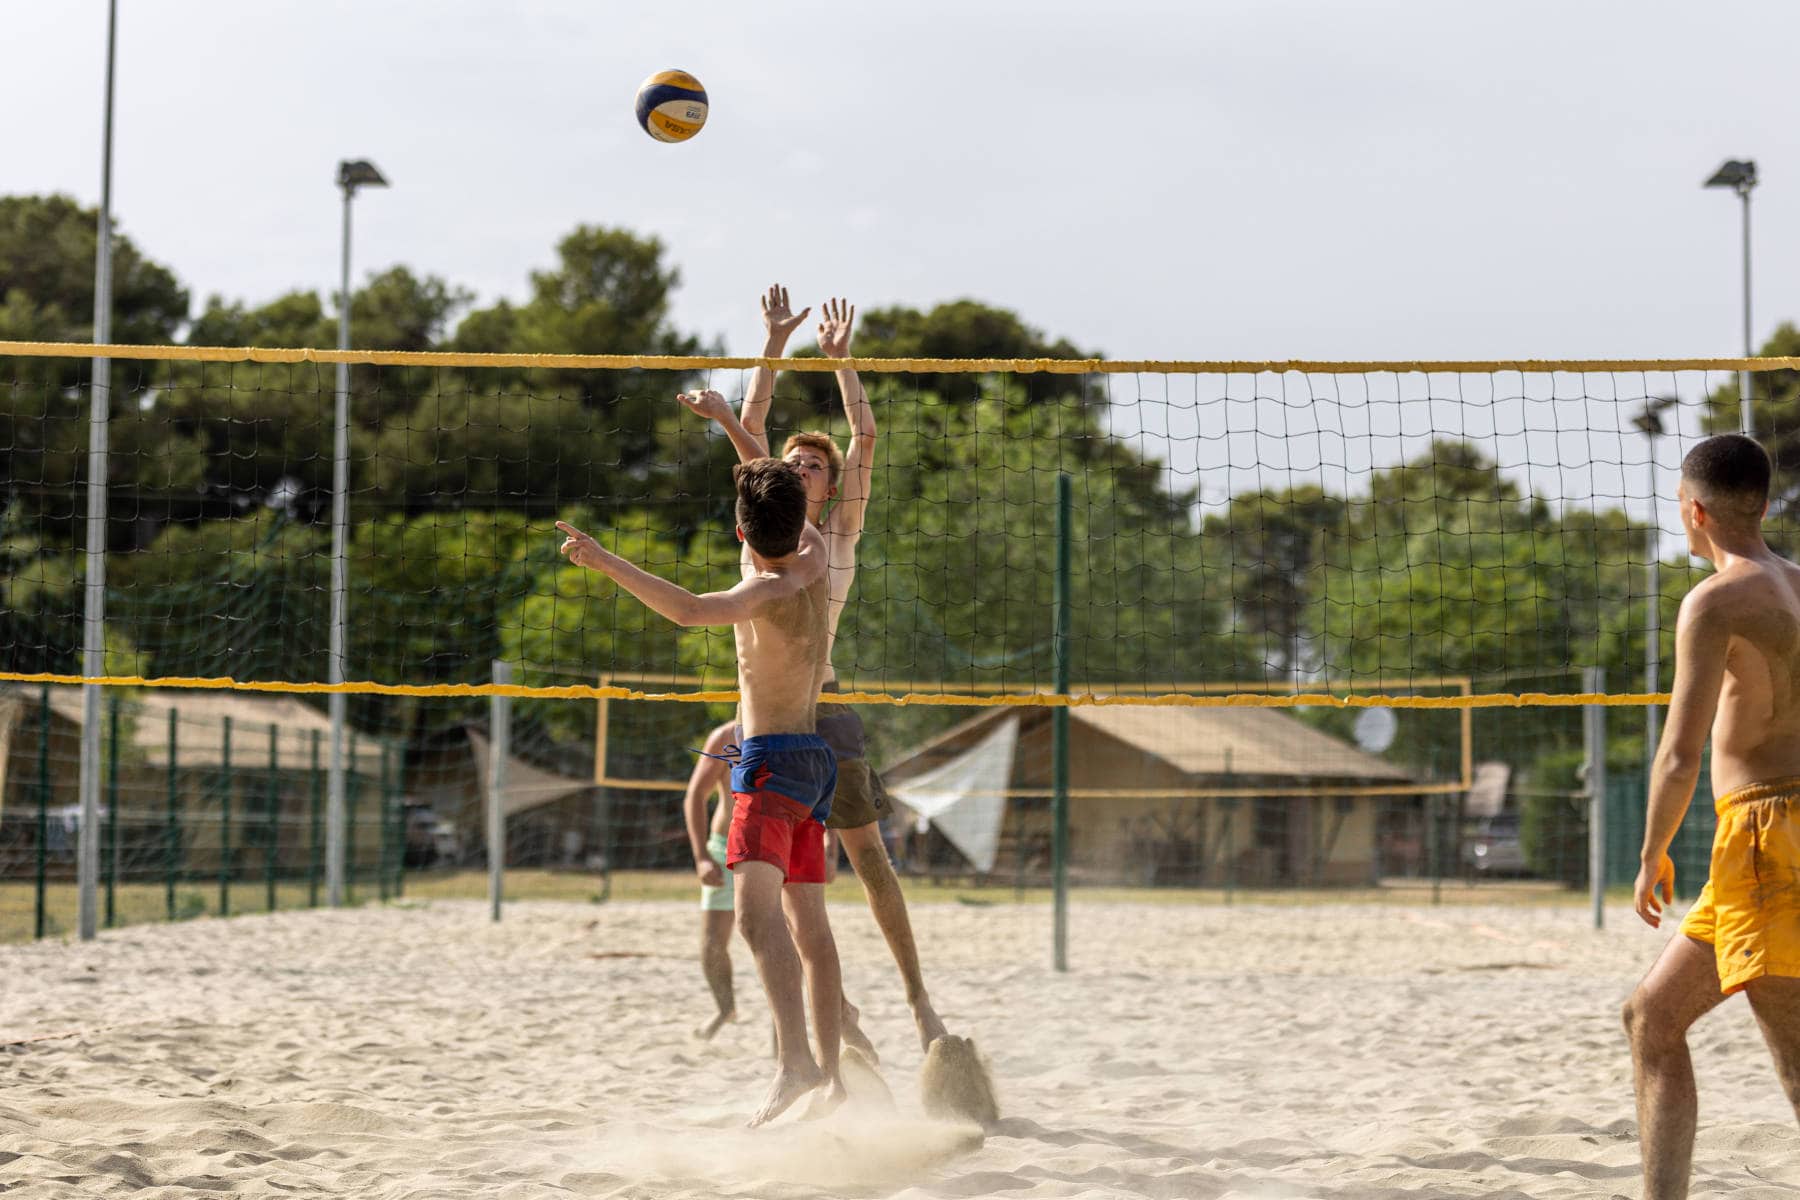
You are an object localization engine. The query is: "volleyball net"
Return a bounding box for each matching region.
[0,340,1789,939]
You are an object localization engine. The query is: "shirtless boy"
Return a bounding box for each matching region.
[558,454,845,1125]
[733,284,949,1051]
[1622,433,1800,1199]
[684,718,839,1041]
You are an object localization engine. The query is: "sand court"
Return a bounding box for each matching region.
[3,897,1798,1198]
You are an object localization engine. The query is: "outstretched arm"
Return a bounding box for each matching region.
[817,297,875,537]
[1635,585,1730,927]
[685,723,733,886]
[678,390,765,465]
[557,520,791,627]
[740,283,810,454]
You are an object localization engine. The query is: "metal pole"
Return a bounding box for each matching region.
[327,183,353,907]
[309,729,322,907]
[1586,666,1608,930]
[35,684,50,940]
[266,722,279,912]
[1051,474,1071,972]
[78,0,120,943]
[1646,453,1661,792]
[165,707,178,920]
[1740,186,1754,435]
[219,715,233,917]
[489,660,512,922]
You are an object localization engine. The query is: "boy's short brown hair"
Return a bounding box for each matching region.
[1682,433,1772,521]
[734,457,809,557]
[782,432,845,488]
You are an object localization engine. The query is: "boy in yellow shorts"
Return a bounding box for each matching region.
[1623,433,1800,1199]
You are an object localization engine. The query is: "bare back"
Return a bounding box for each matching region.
[1704,553,1800,796]
[735,523,831,738]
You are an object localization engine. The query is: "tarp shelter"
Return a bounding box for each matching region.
[881,705,1429,886]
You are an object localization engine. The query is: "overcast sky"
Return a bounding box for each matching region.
[9,1,1798,530]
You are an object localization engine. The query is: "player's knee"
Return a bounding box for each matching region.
[853,844,896,889]
[736,905,778,947]
[1622,992,1677,1054]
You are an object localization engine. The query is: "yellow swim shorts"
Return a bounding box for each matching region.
[1679,775,1800,993]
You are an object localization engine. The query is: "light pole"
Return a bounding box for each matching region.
[77,0,121,942]
[1703,159,1757,435]
[327,159,387,907]
[1633,396,1677,793]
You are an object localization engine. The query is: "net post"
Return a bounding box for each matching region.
[488,660,512,922]
[1052,473,1072,972]
[1585,667,1608,930]
[77,0,118,945]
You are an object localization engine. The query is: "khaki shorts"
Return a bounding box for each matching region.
[1679,775,1800,994]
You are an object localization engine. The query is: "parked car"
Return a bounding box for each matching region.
[1461,812,1529,877]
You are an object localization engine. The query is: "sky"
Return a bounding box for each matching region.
[8,0,1800,531]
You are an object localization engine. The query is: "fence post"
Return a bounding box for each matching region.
[219,715,232,917]
[346,730,360,901]
[104,691,119,928]
[377,741,391,902]
[34,683,50,940]
[266,721,279,912]
[1585,666,1608,930]
[489,660,512,922]
[1051,473,1071,972]
[166,707,179,920]
[309,729,322,908]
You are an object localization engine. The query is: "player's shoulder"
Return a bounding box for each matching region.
[703,721,735,752]
[1686,557,1793,620]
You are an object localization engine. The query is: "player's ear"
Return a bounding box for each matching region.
[735,526,745,542]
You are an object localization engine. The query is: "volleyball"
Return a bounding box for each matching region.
[634,70,708,143]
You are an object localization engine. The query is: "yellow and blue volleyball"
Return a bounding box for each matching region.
[634,70,708,143]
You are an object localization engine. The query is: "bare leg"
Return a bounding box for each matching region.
[1743,975,1800,1124]
[697,909,736,1039]
[840,822,947,1049]
[839,994,880,1065]
[783,881,848,1117]
[1622,935,1729,1200]
[735,861,823,1125]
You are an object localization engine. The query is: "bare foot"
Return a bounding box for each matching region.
[748,1061,824,1127]
[914,999,948,1052]
[841,998,880,1066]
[696,1008,735,1040]
[800,1076,849,1121]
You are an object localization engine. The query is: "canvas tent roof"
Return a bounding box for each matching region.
[464,729,592,818]
[37,685,390,774]
[885,703,1416,788]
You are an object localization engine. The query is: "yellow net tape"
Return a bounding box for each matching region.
[0,670,1664,710]
[2,340,1798,375]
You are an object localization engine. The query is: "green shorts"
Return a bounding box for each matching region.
[699,832,733,912]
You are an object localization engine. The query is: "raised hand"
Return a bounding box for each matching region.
[760,284,811,343]
[816,297,855,358]
[555,521,608,571]
[676,388,733,423]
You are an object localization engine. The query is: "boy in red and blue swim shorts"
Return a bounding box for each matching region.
[726,733,838,884]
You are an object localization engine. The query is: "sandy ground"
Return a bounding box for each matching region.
[2,894,1797,1199]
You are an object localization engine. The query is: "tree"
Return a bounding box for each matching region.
[1701,321,1800,554]
[773,298,1102,425]
[1201,486,1348,681]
